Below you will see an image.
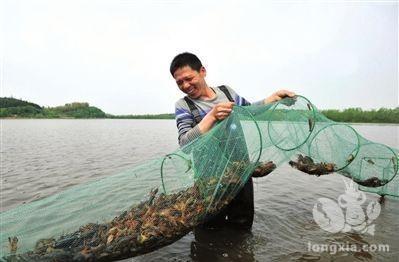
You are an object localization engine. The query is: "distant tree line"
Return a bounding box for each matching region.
[0,98,106,118]
[0,97,42,109]
[322,107,399,124]
[1,97,398,123]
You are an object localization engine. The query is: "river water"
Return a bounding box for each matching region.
[1,120,398,261]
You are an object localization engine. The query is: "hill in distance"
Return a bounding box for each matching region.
[0,97,397,123]
[0,97,106,118]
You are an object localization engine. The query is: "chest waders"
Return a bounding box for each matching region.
[184,86,254,230]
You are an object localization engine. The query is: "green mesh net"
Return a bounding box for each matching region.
[1,96,398,261]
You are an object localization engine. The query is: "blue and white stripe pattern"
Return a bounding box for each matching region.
[235,95,251,107]
[174,86,255,147]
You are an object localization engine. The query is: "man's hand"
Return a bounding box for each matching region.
[208,102,234,121]
[198,102,234,134]
[264,89,296,104]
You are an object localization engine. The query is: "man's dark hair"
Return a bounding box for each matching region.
[170,52,203,76]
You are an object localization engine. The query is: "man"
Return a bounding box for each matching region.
[171,52,295,230]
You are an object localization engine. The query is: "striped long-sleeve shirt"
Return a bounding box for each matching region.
[174,85,263,147]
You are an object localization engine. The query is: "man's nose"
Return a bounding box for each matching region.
[182,81,190,89]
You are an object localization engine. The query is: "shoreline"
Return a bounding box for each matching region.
[0,117,174,120]
[1,118,398,125]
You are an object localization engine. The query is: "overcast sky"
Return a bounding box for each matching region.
[1,0,398,114]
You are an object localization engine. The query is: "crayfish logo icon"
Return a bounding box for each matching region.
[313,179,381,235]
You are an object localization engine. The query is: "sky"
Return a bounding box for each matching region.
[0,0,398,115]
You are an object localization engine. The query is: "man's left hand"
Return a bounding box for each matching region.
[264,89,296,104]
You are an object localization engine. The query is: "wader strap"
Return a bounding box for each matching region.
[184,96,203,125]
[218,85,234,102]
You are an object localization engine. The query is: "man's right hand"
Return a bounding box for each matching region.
[198,102,235,134]
[209,102,235,121]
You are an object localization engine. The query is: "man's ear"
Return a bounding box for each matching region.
[200,66,206,77]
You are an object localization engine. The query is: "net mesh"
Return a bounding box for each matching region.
[1,95,398,261]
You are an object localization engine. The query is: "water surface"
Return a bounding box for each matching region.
[1,120,398,261]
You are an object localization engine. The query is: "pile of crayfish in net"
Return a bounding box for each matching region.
[289,154,336,176]
[3,161,275,262]
[288,154,390,187]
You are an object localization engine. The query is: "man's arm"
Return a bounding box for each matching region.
[175,102,234,147]
[175,107,201,147]
[226,86,295,105]
[175,89,295,147]
[197,102,234,133]
[264,90,296,104]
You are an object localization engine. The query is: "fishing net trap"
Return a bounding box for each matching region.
[1,95,398,261]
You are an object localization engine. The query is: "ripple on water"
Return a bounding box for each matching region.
[1,120,398,261]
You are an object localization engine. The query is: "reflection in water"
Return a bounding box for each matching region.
[191,227,254,262]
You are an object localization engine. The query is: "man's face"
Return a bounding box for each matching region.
[173,65,207,99]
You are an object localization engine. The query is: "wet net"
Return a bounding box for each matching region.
[1,96,398,261]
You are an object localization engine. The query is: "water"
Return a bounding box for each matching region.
[1,120,398,261]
